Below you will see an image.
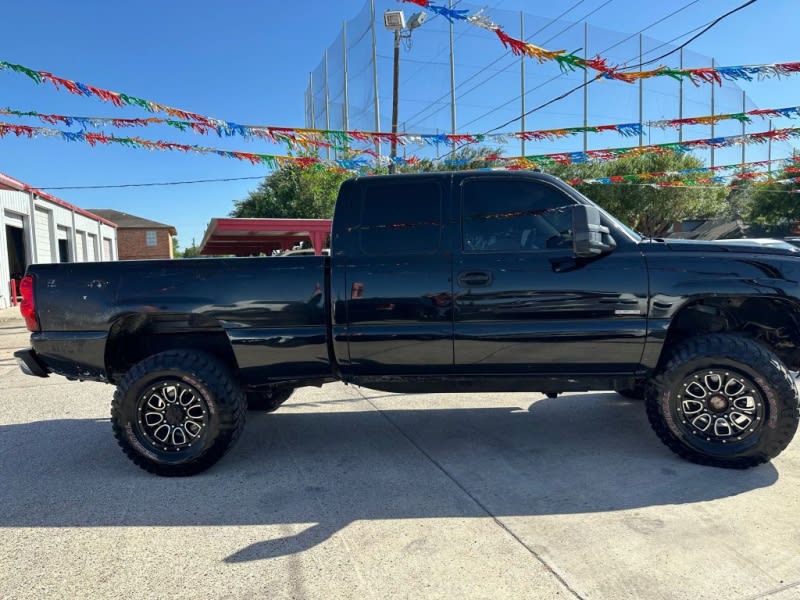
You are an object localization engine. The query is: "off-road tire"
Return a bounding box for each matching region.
[647,334,799,468]
[246,387,294,413]
[111,350,246,476]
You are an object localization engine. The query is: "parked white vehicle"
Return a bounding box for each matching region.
[710,238,800,252]
[280,248,330,256]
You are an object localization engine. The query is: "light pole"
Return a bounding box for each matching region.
[383,10,427,174]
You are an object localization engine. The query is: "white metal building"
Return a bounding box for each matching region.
[0,172,118,309]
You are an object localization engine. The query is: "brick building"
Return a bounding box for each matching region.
[87,209,176,260]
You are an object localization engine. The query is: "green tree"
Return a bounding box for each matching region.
[747,169,800,235]
[396,146,503,173]
[546,151,728,236]
[231,163,351,219]
[181,238,202,258]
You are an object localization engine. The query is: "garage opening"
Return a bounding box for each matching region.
[6,223,27,293]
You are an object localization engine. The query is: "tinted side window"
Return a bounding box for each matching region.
[359,182,442,255]
[462,179,575,253]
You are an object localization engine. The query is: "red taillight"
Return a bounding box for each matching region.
[19,275,39,332]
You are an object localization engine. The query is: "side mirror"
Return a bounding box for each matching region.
[572,204,616,258]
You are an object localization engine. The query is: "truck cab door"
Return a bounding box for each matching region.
[332,177,454,375]
[453,175,648,375]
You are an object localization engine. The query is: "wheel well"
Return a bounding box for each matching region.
[663,297,800,370]
[105,314,239,383]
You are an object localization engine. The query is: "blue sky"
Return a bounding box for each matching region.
[1,0,798,249]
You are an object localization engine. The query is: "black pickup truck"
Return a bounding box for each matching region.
[15,171,800,475]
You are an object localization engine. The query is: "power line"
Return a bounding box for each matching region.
[36,175,267,190]
[458,0,702,132]
[446,0,758,158]
[635,0,757,69]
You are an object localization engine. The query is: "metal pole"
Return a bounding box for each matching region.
[449,0,457,154]
[583,22,589,153]
[710,57,716,168]
[324,49,331,160]
[390,29,401,173]
[309,72,315,129]
[678,47,684,143]
[638,34,643,148]
[520,11,526,157]
[343,21,350,132]
[370,0,381,159]
[768,120,773,174]
[741,90,746,174]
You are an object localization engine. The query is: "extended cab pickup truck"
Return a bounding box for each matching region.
[15,171,800,475]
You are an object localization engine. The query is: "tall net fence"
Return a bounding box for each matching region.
[305,0,795,167]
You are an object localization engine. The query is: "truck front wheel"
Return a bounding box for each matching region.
[647,334,799,468]
[111,350,246,476]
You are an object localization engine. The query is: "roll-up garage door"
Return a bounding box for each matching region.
[102,238,113,261]
[75,232,85,262]
[34,208,52,264]
[86,233,97,262]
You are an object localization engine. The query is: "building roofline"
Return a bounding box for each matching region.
[0,172,117,228]
[86,208,177,235]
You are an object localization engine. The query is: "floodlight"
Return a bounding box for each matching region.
[384,10,406,31]
[407,11,427,30]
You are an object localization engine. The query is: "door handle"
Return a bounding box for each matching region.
[458,271,492,287]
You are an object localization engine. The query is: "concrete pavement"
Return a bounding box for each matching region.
[1,316,799,599]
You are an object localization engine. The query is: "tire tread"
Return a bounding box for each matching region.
[111,350,246,476]
[646,333,799,468]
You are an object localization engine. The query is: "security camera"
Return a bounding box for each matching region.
[384,10,406,31]
[407,11,427,30]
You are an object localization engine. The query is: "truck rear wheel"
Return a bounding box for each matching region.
[647,334,799,468]
[111,350,246,476]
[246,387,294,412]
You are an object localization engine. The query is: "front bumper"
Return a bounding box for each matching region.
[14,348,49,378]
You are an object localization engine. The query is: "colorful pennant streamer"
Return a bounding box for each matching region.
[0,60,226,126]
[513,126,800,167]
[0,120,375,171]
[398,1,800,85]
[4,116,800,182]
[5,54,800,142]
[564,158,800,187]
[5,105,800,152]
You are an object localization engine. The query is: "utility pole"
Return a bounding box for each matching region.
[343,21,350,132]
[741,90,746,174]
[710,57,716,168]
[520,11,526,157]
[678,47,684,143]
[370,0,381,160]
[583,22,589,153]
[638,33,643,148]
[449,0,457,155]
[324,49,331,160]
[390,28,401,173]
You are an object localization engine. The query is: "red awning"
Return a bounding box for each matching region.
[199,218,332,256]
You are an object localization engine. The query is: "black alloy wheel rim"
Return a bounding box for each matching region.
[136,380,209,453]
[675,369,765,444]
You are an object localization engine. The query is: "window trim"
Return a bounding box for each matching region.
[357,179,444,256]
[459,176,577,254]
